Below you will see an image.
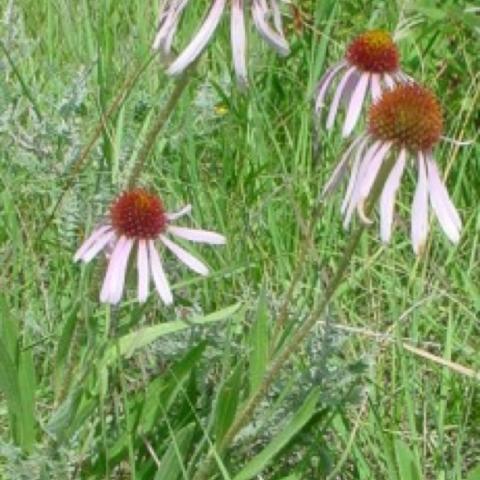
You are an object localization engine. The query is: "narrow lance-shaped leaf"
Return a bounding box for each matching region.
[233,387,322,480]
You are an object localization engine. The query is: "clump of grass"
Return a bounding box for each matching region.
[0,1,479,479]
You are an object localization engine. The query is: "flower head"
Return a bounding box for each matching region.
[74,189,226,304]
[323,84,462,254]
[314,30,410,137]
[152,0,290,86]
[346,30,399,74]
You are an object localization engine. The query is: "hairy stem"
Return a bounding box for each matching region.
[271,201,322,346]
[127,71,192,187]
[193,149,398,480]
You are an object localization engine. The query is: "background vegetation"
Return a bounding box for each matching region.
[0,0,479,478]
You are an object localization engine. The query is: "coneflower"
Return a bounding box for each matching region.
[74,189,226,304]
[323,84,462,254]
[314,30,410,137]
[152,0,289,86]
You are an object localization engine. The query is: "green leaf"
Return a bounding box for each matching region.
[87,344,206,475]
[0,338,23,420]
[102,303,241,367]
[154,423,195,480]
[54,301,80,399]
[233,387,321,480]
[394,439,422,480]
[17,344,36,451]
[248,290,269,393]
[0,297,36,452]
[214,362,243,443]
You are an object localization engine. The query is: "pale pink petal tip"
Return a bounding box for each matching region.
[137,239,150,303]
[74,225,109,262]
[231,0,248,86]
[314,62,347,115]
[411,154,429,255]
[149,240,174,305]
[160,235,209,276]
[379,149,406,243]
[167,204,192,222]
[167,0,226,76]
[168,226,226,245]
[100,236,134,304]
[327,66,356,131]
[251,0,290,56]
[342,73,370,137]
[426,155,462,245]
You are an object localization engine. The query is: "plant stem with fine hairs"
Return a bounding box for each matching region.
[193,152,399,480]
[127,71,193,187]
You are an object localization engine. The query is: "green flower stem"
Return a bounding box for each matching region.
[193,150,399,480]
[271,202,323,346]
[127,70,193,187]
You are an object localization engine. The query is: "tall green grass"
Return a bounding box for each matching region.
[0,0,479,479]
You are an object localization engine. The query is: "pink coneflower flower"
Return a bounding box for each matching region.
[323,84,462,254]
[314,30,410,137]
[74,189,226,304]
[152,0,290,86]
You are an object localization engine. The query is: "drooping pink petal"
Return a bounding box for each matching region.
[411,153,429,255]
[109,238,135,304]
[355,141,392,224]
[370,73,382,101]
[383,73,395,89]
[160,235,209,276]
[396,72,413,84]
[322,134,366,197]
[231,0,248,86]
[314,61,347,114]
[343,72,370,137]
[343,140,381,227]
[148,240,173,305]
[152,0,190,53]
[167,226,226,244]
[166,204,192,221]
[137,239,150,303]
[379,148,406,243]
[426,154,462,244]
[81,230,117,263]
[326,66,356,130]
[100,237,124,303]
[440,136,473,146]
[357,141,392,202]
[100,236,134,304]
[270,0,284,33]
[74,225,112,262]
[340,70,360,107]
[341,136,370,214]
[251,0,289,55]
[167,0,226,75]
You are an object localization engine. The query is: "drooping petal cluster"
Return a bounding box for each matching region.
[74,189,226,304]
[152,0,290,86]
[323,84,462,254]
[314,30,410,137]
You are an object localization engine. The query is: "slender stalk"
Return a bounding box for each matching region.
[37,55,154,243]
[127,71,193,187]
[271,202,322,346]
[193,150,399,480]
[1,40,43,121]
